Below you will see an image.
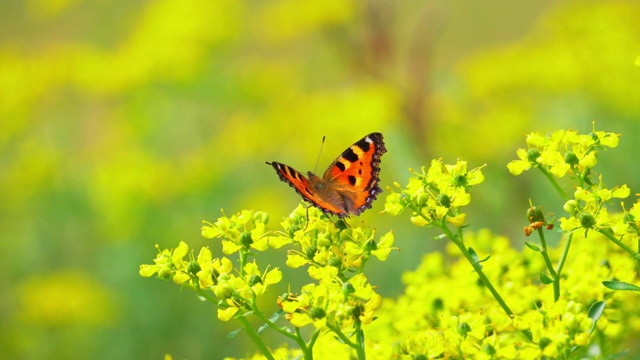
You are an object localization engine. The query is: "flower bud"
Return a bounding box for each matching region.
[213,283,234,300]
[437,194,452,208]
[342,281,355,296]
[454,175,468,187]
[563,200,578,214]
[277,292,291,308]
[539,337,552,350]
[564,151,579,166]
[527,206,545,223]
[253,211,269,224]
[411,191,429,207]
[187,260,201,276]
[363,239,377,252]
[317,235,332,248]
[240,232,253,247]
[328,256,342,268]
[482,344,496,356]
[158,266,173,280]
[248,274,262,286]
[457,322,471,338]
[579,213,596,229]
[526,148,541,162]
[305,246,318,260]
[432,298,444,311]
[310,306,326,320]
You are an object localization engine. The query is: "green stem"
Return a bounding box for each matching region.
[408,205,533,342]
[440,223,533,342]
[250,302,311,358]
[597,229,638,257]
[554,233,573,299]
[195,286,218,304]
[294,328,314,360]
[538,167,570,201]
[597,229,640,267]
[555,234,572,275]
[355,323,366,360]
[536,228,559,302]
[307,329,320,351]
[443,226,512,316]
[237,313,275,360]
[240,250,249,277]
[327,323,363,357]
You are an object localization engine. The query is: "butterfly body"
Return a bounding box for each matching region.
[267,133,386,218]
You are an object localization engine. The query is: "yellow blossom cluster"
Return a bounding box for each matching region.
[507,128,619,178]
[385,159,485,227]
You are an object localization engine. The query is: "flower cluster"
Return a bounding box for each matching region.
[201,209,290,253]
[362,230,640,360]
[559,181,630,236]
[140,210,284,321]
[509,125,639,263]
[278,205,393,332]
[284,205,395,273]
[507,127,619,179]
[385,159,485,227]
[142,205,395,358]
[278,273,381,330]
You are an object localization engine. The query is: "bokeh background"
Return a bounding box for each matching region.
[2,0,639,358]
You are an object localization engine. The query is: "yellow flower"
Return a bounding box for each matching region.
[537,150,570,178]
[507,148,533,175]
[371,231,394,261]
[447,213,466,227]
[217,307,239,322]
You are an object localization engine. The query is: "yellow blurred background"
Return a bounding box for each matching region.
[2,0,639,358]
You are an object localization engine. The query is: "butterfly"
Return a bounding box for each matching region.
[266,133,386,218]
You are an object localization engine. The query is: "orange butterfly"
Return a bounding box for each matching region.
[266,133,386,218]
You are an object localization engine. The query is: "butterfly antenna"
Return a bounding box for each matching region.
[313,136,326,174]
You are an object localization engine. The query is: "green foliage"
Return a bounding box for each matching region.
[143,125,640,359]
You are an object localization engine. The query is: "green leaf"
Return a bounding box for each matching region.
[602,280,640,291]
[468,247,479,262]
[524,242,541,252]
[257,310,285,335]
[228,327,243,339]
[269,309,284,322]
[539,272,553,284]
[279,325,293,334]
[468,247,483,270]
[587,300,606,334]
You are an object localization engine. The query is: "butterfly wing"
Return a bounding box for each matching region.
[266,161,346,215]
[322,132,387,215]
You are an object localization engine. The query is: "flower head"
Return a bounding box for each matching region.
[508,125,620,179]
[384,159,485,228]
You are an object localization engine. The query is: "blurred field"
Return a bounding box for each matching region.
[1,0,639,358]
